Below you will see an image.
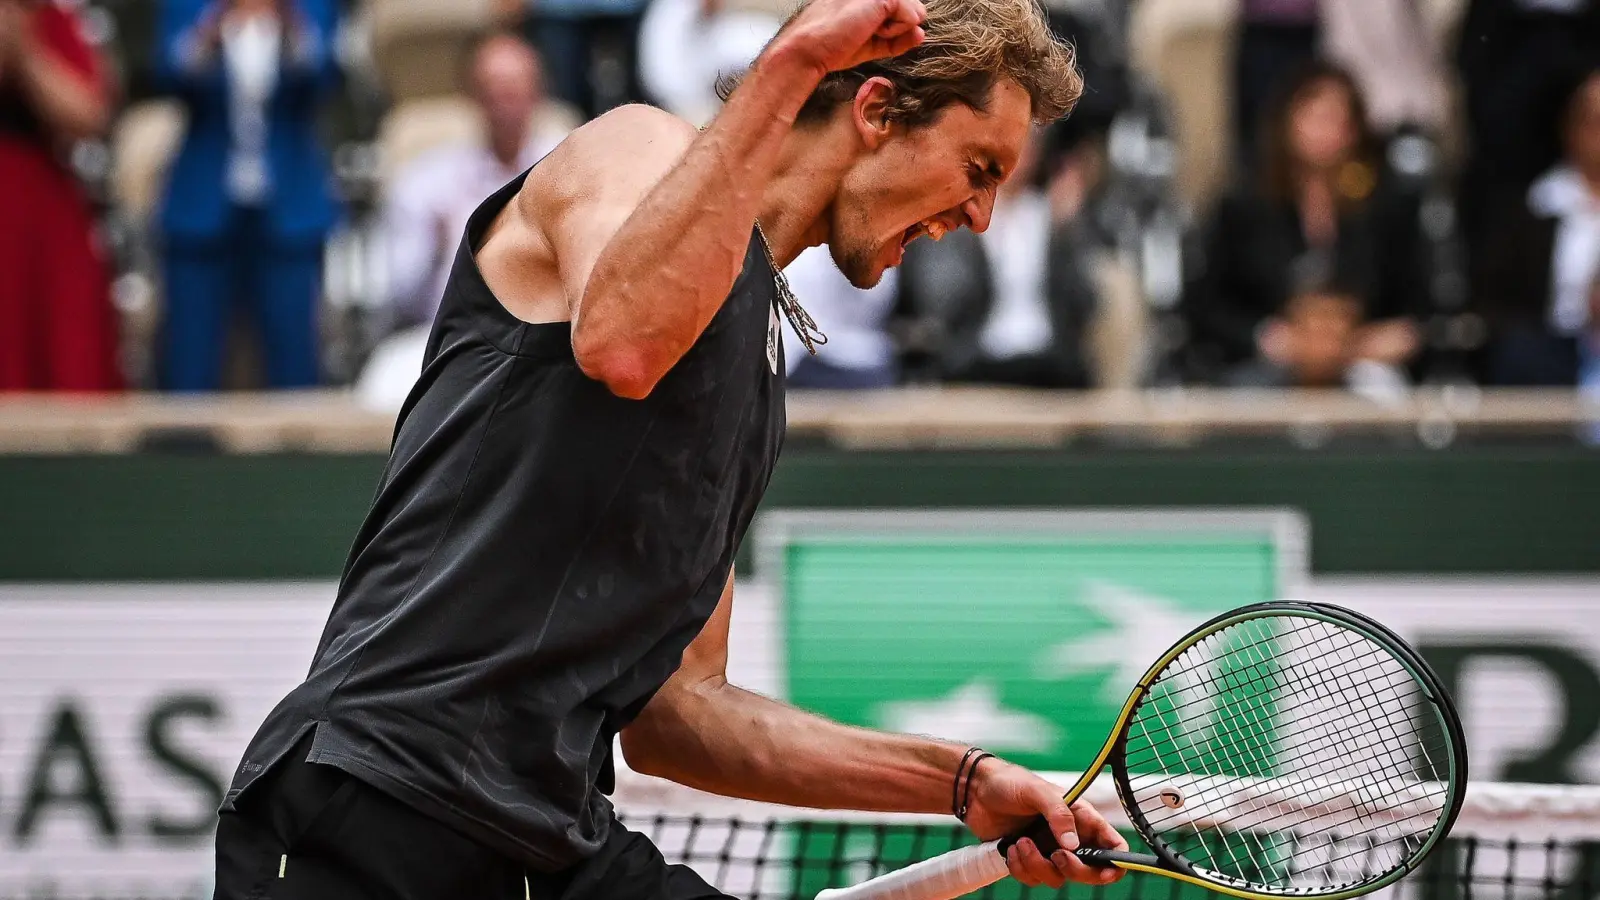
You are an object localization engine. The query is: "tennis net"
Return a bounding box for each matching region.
[611,770,1600,900]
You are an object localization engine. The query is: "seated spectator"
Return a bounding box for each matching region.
[895,125,1104,388]
[0,0,121,392]
[383,31,575,328]
[1183,61,1426,388]
[1474,67,1600,386]
[1230,274,1414,396]
[154,0,342,391]
[781,246,899,389]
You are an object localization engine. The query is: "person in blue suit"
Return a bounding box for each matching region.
[154,0,341,390]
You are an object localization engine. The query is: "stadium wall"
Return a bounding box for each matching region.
[1,444,1598,580]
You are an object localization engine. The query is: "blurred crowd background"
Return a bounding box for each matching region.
[5,0,1600,405]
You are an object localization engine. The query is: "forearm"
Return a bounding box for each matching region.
[18,44,107,141]
[624,678,966,814]
[573,47,821,396]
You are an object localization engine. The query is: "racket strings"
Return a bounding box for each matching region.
[1133,625,1439,779]
[1126,637,1436,790]
[1139,625,1448,843]
[1118,616,1452,895]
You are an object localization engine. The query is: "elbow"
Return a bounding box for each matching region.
[572,335,661,400]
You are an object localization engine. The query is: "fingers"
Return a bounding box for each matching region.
[1026,785,1119,886]
[1041,795,1080,854]
[886,0,925,27]
[1006,839,1067,889]
[875,17,915,38]
[1069,800,1130,884]
[866,27,923,59]
[1071,800,1130,852]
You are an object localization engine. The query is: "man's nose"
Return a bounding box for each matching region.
[963,194,994,234]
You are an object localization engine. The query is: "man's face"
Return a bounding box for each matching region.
[826,79,1033,288]
[472,37,542,144]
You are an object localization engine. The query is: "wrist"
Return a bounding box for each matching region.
[747,37,827,106]
[953,746,996,820]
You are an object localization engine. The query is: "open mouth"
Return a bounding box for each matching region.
[900,220,950,248]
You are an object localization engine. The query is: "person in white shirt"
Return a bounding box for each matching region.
[781,245,900,388]
[382,31,575,327]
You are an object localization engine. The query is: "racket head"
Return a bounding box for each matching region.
[1105,601,1468,900]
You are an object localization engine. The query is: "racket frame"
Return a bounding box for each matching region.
[817,601,1469,900]
[1071,601,1469,900]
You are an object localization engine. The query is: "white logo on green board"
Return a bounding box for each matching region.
[1031,580,1196,703]
[875,678,1061,753]
[867,582,1193,755]
[780,519,1287,768]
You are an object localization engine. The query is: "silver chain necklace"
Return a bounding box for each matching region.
[753,218,827,356]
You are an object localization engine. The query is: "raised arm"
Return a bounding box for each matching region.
[621,572,1128,889]
[538,0,928,399]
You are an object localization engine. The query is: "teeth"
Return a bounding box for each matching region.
[928,222,947,241]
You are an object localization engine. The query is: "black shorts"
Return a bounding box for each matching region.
[214,740,733,900]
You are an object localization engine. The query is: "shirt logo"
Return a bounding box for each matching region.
[767,304,780,375]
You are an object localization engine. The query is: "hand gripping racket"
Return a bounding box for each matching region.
[817,601,1468,900]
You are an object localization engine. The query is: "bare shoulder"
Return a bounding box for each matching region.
[477,105,699,323]
[523,105,698,212]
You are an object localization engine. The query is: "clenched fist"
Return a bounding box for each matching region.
[770,0,927,78]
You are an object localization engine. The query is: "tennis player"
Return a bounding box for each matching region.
[213,0,1126,896]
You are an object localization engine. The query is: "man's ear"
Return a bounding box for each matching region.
[851,76,898,150]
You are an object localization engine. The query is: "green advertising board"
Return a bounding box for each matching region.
[761,509,1308,773]
[756,509,1310,900]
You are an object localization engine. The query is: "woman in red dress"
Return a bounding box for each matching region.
[0,0,121,391]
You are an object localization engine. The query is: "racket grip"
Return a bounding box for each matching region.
[996,816,1063,857]
[814,840,1009,900]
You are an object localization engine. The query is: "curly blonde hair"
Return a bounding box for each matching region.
[720,0,1083,127]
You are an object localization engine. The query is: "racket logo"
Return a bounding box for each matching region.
[1158,787,1185,809]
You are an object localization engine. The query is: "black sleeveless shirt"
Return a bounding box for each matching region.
[224,170,787,869]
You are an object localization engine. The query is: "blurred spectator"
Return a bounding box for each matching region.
[782,246,899,389]
[1184,62,1427,388]
[1320,0,1451,141]
[637,0,777,126]
[383,31,574,328]
[0,0,121,392]
[153,0,341,391]
[1456,0,1600,252]
[895,127,1103,388]
[1473,67,1600,386]
[520,0,647,118]
[1234,0,1320,166]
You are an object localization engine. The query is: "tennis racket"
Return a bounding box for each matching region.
[817,600,1468,900]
